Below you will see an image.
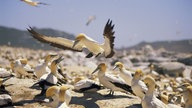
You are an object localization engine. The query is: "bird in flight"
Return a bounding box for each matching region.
[86,16,96,26]
[27,19,115,58]
[20,0,48,7]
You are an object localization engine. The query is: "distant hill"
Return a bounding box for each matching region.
[121,40,192,53]
[0,26,75,50]
[0,26,192,53]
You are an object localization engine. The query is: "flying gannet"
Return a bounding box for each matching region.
[92,63,134,96]
[86,16,96,26]
[20,0,48,7]
[27,19,115,58]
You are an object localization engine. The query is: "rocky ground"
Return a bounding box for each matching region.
[0,45,192,108]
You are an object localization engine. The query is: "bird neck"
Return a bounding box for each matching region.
[147,85,156,94]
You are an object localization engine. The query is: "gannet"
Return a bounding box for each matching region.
[113,62,133,86]
[142,76,168,108]
[178,83,191,107]
[182,86,192,108]
[131,69,148,99]
[86,16,96,26]
[10,58,32,78]
[43,85,71,108]
[27,19,115,58]
[73,76,103,92]
[92,63,134,96]
[20,0,48,7]
[34,54,57,79]
[34,56,64,95]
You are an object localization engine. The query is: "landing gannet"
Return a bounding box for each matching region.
[43,85,71,108]
[34,56,64,95]
[20,0,48,7]
[34,54,57,79]
[92,63,134,96]
[131,69,148,99]
[10,59,33,78]
[27,19,115,58]
[74,76,103,92]
[113,62,133,86]
[142,76,168,108]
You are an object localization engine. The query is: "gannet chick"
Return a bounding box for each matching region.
[34,56,64,95]
[20,0,48,7]
[73,76,103,92]
[86,16,96,26]
[92,63,134,96]
[113,62,133,86]
[131,69,148,99]
[27,19,115,58]
[34,54,57,79]
[142,76,168,108]
[10,59,32,78]
[43,85,71,108]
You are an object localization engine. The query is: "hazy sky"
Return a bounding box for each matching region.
[1,0,192,48]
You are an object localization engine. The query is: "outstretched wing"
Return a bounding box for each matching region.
[27,27,83,52]
[102,19,115,58]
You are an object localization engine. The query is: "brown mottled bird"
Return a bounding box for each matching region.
[27,19,115,58]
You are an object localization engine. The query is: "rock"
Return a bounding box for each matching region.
[0,94,12,106]
[154,62,185,77]
[177,56,192,65]
[142,45,156,57]
[0,68,12,78]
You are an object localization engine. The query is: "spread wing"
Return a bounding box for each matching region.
[102,19,115,58]
[27,27,83,52]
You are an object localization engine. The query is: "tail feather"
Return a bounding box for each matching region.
[110,81,135,95]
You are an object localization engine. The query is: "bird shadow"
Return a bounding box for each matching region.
[70,91,134,108]
[126,104,142,108]
[11,93,46,107]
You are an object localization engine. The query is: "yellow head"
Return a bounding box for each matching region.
[114,62,124,70]
[160,91,169,104]
[59,85,70,102]
[92,63,107,74]
[134,69,143,79]
[10,61,15,70]
[46,86,60,98]
[178,83,191,91]
[50,56,63,75]
[74,76,85,84]
[143,76,155,86]
[44,54,57,63]
[72,33,86,48]
[76,33,86,40]
[20,59,28,65]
